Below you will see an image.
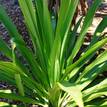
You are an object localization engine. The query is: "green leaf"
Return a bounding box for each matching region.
[62,37,107,80]
[0,61,48,98]
[0,36,12,58]
[67,0,101,64]
[34,0,54,69]
[89,16,107,47]
[0,6,31,76]
[56,0,79,40]
[77,50,107,88]
[18,0,47,70]
[85,98,107,107]
[49,0,79,86]
[0,92,42,105]
[15,44,49,88]
[58,82,84,107]
[0,102,18,107]
[0,6,25,45]
[83,79,107,102]
[60,17,83,70]
[66,17,83,61]
[15,74,24,96]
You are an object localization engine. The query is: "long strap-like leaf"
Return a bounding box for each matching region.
[0,36,12,58]
[0,92,42,105]
[88,16,107,48]
[49,0,79,86]
[67,0,101,65]
[18,0,47,70]
[62,37,107,80]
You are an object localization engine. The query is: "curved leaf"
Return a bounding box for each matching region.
[58,82,84,107]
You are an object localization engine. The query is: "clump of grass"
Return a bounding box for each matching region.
[0,0,107,107]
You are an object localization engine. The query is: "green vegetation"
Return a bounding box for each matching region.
[0,0,107,107]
